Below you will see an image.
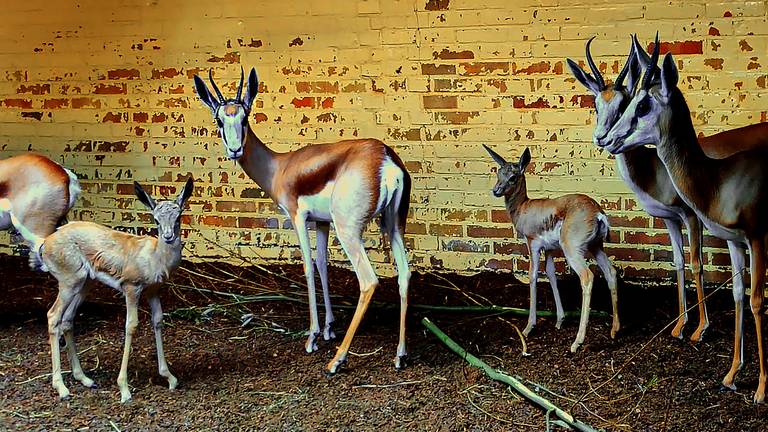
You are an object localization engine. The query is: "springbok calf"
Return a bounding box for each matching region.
[483,145,619,352]
[0,153,81,266]
[1,178,193,402]
[601,36,768,403]
[567,36,767,342]
[193,68,411,374]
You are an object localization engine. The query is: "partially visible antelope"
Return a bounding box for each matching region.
[193,67,411,374]
[567,35,767,342]
[601,35,768,403]
[483,145,619,352]
[0,153,81,267]
[1,177,193,402]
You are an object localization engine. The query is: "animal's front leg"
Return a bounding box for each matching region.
[148,292,177,391]
[117,287,139,403]
[294,215,321,352]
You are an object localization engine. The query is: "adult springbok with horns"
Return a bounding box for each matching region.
[193,67,412,374]
[601,33,768,403]
[567,35,768,343]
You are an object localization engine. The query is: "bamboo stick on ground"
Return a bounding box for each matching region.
[421,317,599,432]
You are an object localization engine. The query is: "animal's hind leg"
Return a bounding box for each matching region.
[315,221,335,340]
[48,280,79,399]
[544,251,564,329]
[384,208,411,370]
[593,245,620,339]
[61,281,94,388]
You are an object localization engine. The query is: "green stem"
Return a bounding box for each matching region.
[421,317,599,432]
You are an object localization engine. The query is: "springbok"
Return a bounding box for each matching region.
[1,178,193,402]
[0,153,81,267]
[601,35,768,403]
[567,36,768,342]
[483,145,619,352]
[193,67,411,374]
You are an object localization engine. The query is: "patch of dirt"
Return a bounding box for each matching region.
[0,254,765,431]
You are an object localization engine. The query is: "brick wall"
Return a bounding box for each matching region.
[0,0,766,282]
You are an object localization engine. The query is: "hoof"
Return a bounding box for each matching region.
[522,325,534,337]
[394,355,409,370]
[59,393,71,401]
[570,342,581,353]
[555,320,563,330]
[753,393,765,404]
[168,376,178,391]
[323,322,336,341]
[120,393,132,404]
[325,356,347,376]
[719,383,736,393]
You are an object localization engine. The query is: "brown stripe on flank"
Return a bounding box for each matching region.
[293,157,344,197]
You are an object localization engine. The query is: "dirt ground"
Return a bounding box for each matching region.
[1,254,767,431]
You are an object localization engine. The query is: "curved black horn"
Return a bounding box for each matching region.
[614,39,635,89]
[208,69,225,103]
[236,66,245,102]
[642,31,660,90]
[585,36,605,89]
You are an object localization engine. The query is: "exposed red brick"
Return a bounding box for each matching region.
[605,247,651,261]
[2,98,32,108]
[423,95,458,109]
[296,81,339,93]
[253,113,268,123]
[291,97,315,108]
[152,112,168,123]
[200,215,237,228]
[487,79,507,93]
[16,83,50,95]
[94,83,127,94]
[513,61,551,75]
[647,40,703,55]
[157,98,188,108]
[483,258,514,271]
[107,68,140,79]
[435,111,479,124]
[207,52,240,64]
[570,94,595,108]
[704,58,724,70]
[624,231,670,244]
[102,112,124,123]
[513,96,550,109]
[289,37,304,47]
[406,222,427,235]
[42,98,69,109]
[151,68,182,79]
[71,97,102,109]
[709,26,721,36]
[421,64,456,75]
[425,0,449,10]
[133,112,149,123]
[608,215,649,228]
[491,209,510,223]
[443,209,487,222]
[467,225,515,238]
[238,217,278,229]
[723,10,732,17]
[460,62,509,76]
[321,97,334,109]
[433,48,474,60]
[493,241,526,255]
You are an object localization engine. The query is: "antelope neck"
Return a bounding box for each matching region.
[239,127,278,199]
[503,176,530,224]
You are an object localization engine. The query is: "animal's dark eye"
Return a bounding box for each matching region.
[636,97,652,117]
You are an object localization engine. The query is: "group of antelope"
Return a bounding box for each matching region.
[1,31,767,405]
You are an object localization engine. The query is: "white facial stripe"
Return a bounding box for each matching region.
[216,104,248,157]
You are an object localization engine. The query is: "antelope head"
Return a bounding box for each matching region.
[483,145,531,197]
[193,67,259,160]
[566,36,641,148]
[134,177,194,244]
[601,33,680,155]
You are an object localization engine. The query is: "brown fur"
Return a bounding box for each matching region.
[701,122,768,159]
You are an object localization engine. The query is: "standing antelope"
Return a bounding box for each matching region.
[483,145,619,352]
[0,153,81,267]
[567,36,763,342]
[1,178,193,402]
[601,35,768,403]
[193,67,411,374]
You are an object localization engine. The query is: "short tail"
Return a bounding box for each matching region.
[63,167,81,211]
[0,199,47,271]
[596,212,611,243]
[383,145,411,234]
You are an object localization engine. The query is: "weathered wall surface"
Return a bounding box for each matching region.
[0,0,765,281]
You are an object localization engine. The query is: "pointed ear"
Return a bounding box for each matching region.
[660,53,678,100]
[482,144,507,166]
[566,58,601,95]
[193,75,218,115]
[176,177,194,208]
[242,68,259,111]
[134,181,157,210]
[519,148,532,171]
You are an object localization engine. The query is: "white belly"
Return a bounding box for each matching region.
[296,182,334,222]
[532,221,563,251]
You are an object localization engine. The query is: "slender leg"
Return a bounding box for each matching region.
[117,286,139,403]
[147,292,177,391]
[523,240,541,337]
[315,221,335,340]
[748,239,766,403]
[683,214,708,342]
[563,250,594,353]
[722,242,747,391]
[593,247,620,339]
[48,286,77,400]
[61,284,95,389]
[326,223,378,374]
[387,220,411,369]
[544,251,565,329]
[294,214,321,353]
[663,218,688,339]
